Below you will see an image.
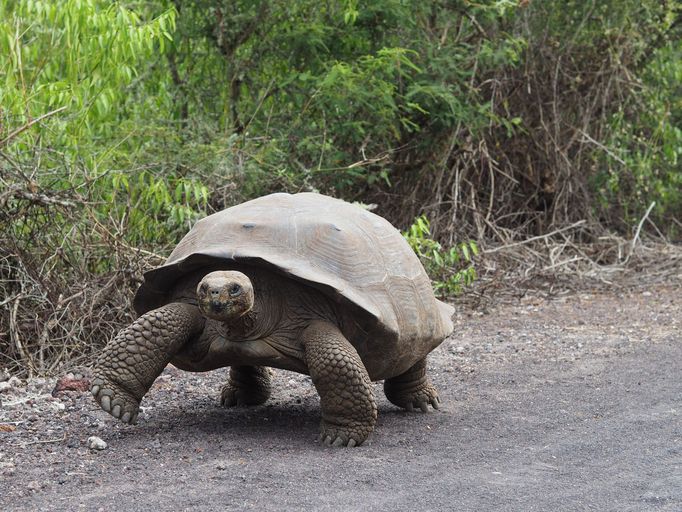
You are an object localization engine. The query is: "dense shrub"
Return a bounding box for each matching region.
[1,0,679,375]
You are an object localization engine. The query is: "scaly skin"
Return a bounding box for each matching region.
[302,320,377,447]
[91,303,205,424]
[221,366,272,406]
[383,357,440,412]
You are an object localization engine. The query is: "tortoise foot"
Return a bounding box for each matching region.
[384,358,440,412]
[386,381,440,412]
[220,383,269,407]
[90,375,140,424]
[318,419,371,447]
[220,366,271,407]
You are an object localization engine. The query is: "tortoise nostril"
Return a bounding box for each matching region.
[210,290,220,297]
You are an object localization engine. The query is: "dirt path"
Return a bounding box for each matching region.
[1,286,680,511]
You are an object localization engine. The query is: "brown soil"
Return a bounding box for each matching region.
[1,285,680,511]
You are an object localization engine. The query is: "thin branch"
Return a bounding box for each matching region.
[19,433,67,447]
[9,295,35,377]
[483,220,587,254]
[7,186,77,208]
[0,106,67,148]
[626,201,656,262]
[579,129,627,166]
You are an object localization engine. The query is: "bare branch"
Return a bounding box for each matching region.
[0,106,67,148]
[483,221,587,254]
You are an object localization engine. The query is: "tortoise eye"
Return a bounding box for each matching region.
[199,283,209,294]
[228,284,242,297]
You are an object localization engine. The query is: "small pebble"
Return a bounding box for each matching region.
[27,377,47,391]
[87,436,107,450]
[0,457,16,477]
[50,401,66,412]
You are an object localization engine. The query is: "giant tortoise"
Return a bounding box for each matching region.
[91,192,454,446]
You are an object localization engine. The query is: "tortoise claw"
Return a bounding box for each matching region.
[90,375,140,424]
[386,379,441,413]
[402,396,440,413]
[319,428,364,447]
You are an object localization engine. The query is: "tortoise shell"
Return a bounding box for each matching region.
[134,193,453,367]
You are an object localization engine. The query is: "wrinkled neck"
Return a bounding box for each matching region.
[223,276,283,340]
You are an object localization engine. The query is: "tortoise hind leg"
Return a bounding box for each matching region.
[384,357,440,412]
[221,366,271,406]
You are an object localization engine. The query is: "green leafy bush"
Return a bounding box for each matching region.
[517,0,681,236]
[0,0,175,154]
[598,37,682,231]
[403,216,478,296]
[0,0,210,247]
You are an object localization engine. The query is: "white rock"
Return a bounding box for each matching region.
[28,377,47,388]
[0,382,11,393]
[87,436,107,450]
[50,401,66,412]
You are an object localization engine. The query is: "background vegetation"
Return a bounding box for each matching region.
[1,0,680,375]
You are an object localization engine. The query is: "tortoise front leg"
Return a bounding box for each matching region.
[91,303,204,424]
[221,366,272,406]
[301,321,377,447]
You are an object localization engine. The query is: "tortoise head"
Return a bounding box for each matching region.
[196,270,255,321]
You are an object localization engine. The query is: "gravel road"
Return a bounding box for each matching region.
[1,285,680,511]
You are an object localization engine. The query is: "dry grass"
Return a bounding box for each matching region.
[0,158,163,377]
[373,5,668,247]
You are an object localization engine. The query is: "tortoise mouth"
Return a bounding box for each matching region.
[198,295,247,321]
[198,298,230,318]
[210,301,225,313]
